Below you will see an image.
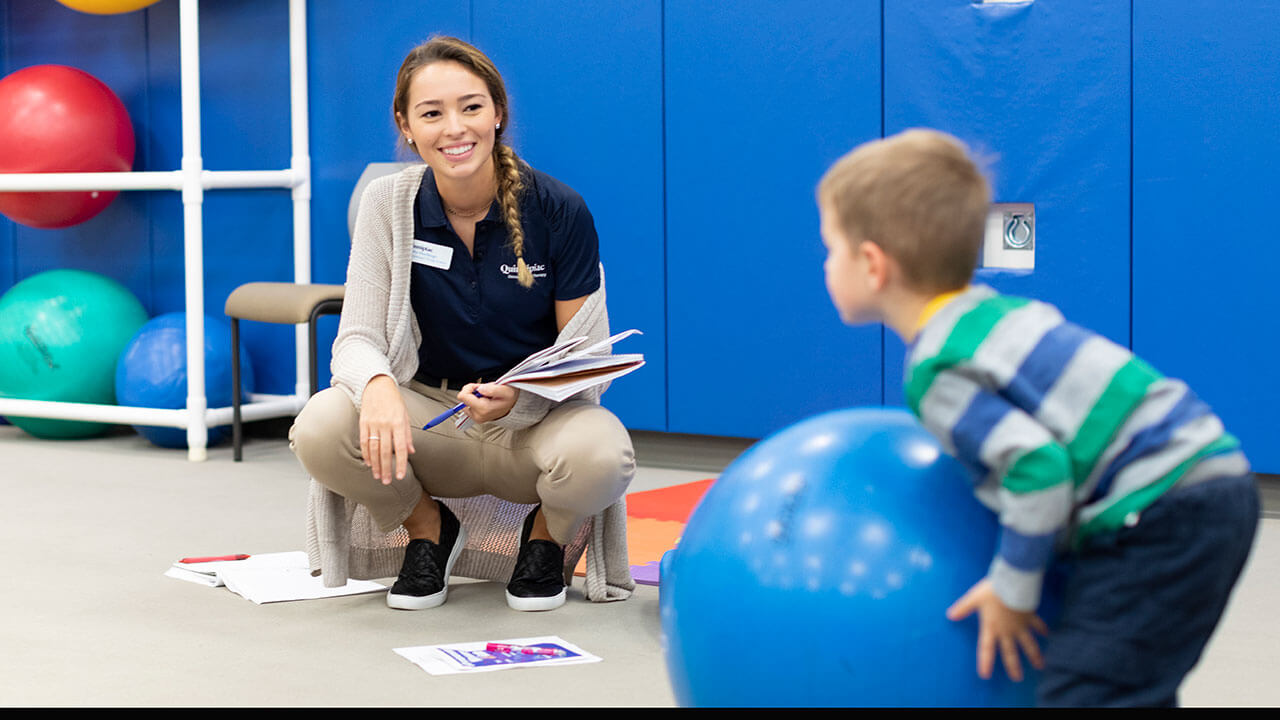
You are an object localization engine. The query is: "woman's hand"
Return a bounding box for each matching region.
[946,577,1048,682]
[457,382,519,424]
[359,375,415,484]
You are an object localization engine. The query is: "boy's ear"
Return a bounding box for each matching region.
[860,240,892,291]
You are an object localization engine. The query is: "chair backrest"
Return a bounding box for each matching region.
[347,162,417,238]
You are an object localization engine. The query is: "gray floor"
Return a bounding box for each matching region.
[1,424,1277,707]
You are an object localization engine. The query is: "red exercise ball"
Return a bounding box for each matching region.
[0,65,135,229]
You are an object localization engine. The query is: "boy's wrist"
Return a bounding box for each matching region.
[987,558,1044,613]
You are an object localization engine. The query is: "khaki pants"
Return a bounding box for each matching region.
[289,381,636,544]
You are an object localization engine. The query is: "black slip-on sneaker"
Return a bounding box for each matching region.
[505,505,567,611]
[387,500,467,610]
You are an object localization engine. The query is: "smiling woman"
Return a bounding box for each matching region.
[289,36,637,615]
[393,38,531,285]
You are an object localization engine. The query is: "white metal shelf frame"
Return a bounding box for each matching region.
[0,0,312,461]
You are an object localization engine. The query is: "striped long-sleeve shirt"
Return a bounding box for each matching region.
[905,285,1250,611]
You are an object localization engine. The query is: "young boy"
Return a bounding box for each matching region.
[816,129,1260,707]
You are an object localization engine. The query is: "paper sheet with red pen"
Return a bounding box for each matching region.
[168,553,254,589]
[179,554,250,563]
[165,550,388,600]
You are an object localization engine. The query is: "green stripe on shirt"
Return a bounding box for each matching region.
[1004,441,1072,494]
[906,294,1031,414]
[1064,356,1162,487]
[1077,433,1240,539]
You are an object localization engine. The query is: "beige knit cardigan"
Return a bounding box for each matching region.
[304,164,634,602]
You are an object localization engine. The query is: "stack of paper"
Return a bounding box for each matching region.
[454,329,644,430]
[165,551,386,604]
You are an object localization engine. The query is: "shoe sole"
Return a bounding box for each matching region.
[505,587,566,612]
[387,523,469,611]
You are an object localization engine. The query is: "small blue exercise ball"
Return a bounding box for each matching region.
[660,406,1057,707]
[114,312,253,448]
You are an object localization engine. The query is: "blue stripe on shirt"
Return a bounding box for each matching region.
[1087,388,1212,503]
[959,456,990,486]
[1002,321,1090,414]
[998,525,1059,572]
[951,390,1009,477]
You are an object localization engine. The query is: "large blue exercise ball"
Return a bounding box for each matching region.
[114,312,253,448]
[0,269,147,438]
[660,407,1058,708]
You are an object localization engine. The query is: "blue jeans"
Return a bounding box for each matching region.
[1036,473,1260,707]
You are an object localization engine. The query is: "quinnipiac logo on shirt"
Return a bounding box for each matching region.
[501,263,548,280]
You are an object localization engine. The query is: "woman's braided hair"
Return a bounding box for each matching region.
[393,36,534,288]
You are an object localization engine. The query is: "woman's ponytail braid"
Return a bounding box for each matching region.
[395,37,532,287]
[494,143,533,288]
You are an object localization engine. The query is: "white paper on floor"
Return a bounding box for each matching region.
[165,550,386,603]
[394,636,600,675]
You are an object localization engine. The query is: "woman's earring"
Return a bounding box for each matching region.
[495,122,501,130]
[406,137,415,145]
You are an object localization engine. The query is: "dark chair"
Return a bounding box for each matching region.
[224,282,344,461]
[222,162,412,461]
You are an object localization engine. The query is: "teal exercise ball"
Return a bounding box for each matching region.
[115,312,253,449]
[660,407,1059,708]
[0,269,147,438]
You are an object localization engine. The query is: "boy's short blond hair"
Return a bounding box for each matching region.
[818,129,991,294]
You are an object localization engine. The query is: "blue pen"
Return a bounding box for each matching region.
[421,387,486,430]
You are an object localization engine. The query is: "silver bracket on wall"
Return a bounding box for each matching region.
[981,203,1035,270]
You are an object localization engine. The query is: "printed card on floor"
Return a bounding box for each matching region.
[393,636,599,675]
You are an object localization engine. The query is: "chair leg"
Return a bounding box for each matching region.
[308,299,343,397]
[231,317,242,462]
[308,317,319,397]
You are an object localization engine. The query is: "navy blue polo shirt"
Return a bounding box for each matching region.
[410,166,601,383]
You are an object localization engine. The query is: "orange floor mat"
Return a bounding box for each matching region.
[574,478,714,585]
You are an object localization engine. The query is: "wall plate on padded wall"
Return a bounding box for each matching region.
[981,203,1035,270]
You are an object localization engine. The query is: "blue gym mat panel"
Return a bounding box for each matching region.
[664,0,884,439]
[881,1,1132,411]
[1132,1,1280,472]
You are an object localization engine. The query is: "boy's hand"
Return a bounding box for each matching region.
[946,578,1049,682]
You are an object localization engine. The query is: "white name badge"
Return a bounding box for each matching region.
[412,239,454,270]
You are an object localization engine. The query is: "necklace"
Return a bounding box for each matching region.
[444,199,493,218]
